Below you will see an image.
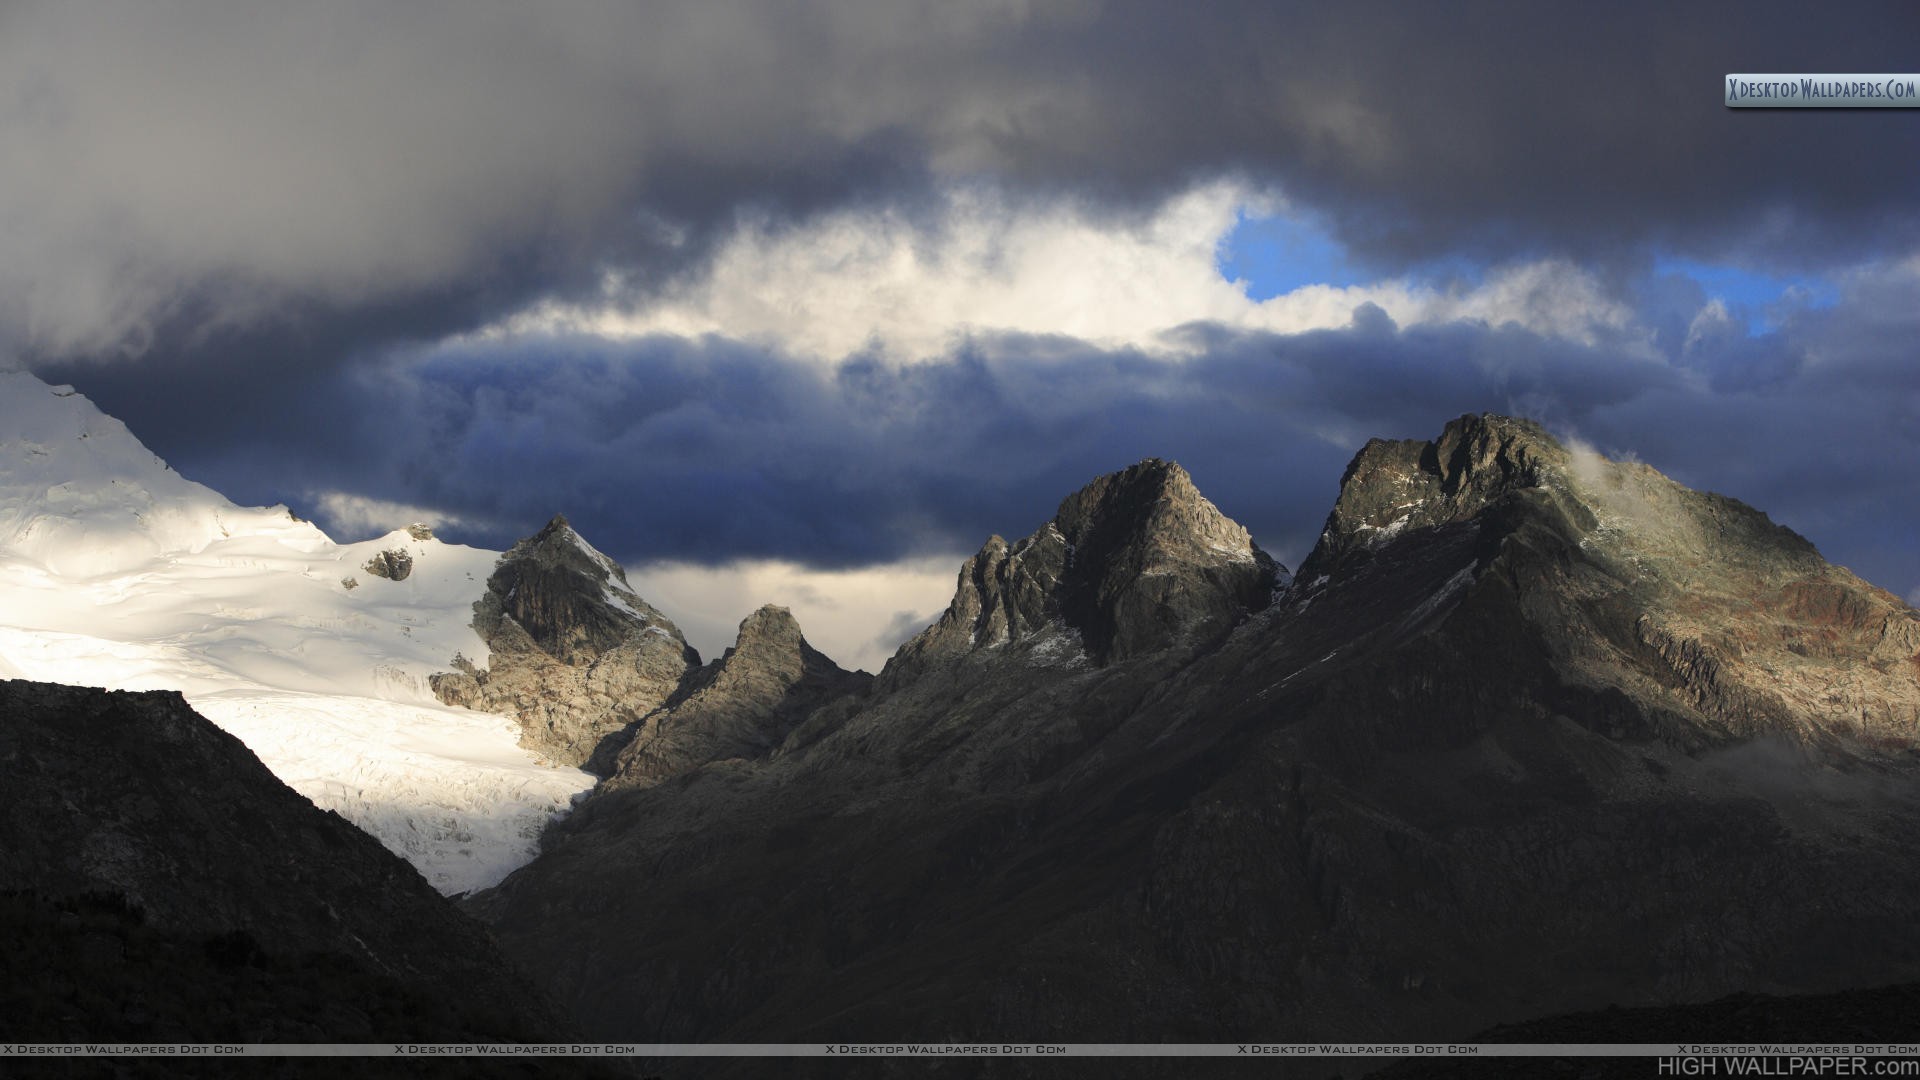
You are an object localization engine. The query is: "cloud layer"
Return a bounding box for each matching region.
[72,238,1914,607]
[8,1,1919,358]
[9,1,1917,650]
[627,558,961,674]
[482,182,1642,360]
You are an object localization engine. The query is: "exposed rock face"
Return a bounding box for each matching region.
[473,425,1920,1070]
[0,679,580,1046]
[1296,414,1918,750]
[1297,413,1572,581]
[887,458,1282,679]
[431,514,697,770]
[360,547,413,581]
[609,605,870,790]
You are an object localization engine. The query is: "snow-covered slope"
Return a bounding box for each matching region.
[0,370,592,894]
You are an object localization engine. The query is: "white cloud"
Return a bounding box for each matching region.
[627,555,963,673]
[1237,259,1639,347]
[479,182,1648,361]
[309,491,488,544]
[1683,298,1739,354]
[485,181,1263,359]
[1420,258,1639,344]
[0,0,1118,358]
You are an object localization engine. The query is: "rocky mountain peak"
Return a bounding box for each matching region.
[888,458,1280,673]
[517,513,631,590]
[1297,412,1821,585]
[1429,412,1562,492]
[609,605,869,789]
[475,416,1920,1056]
[733,603,805,653]
[431,515,697,770]
[479,515,663,666]
[1297,412,1576,580]
[706,604,849,699]
[1050,457,1280,661]
[1052,458,1250,566]
[1289,413,1909,753]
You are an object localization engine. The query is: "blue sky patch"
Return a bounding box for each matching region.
[1655,256,1840,333]
[1218,209,1363,298]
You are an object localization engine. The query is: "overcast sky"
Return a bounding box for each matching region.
[7,1,1919,669]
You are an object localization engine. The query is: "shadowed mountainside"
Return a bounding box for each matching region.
[467,415,1920,1077]
[0,678,619,1074]
[610,604,871,791]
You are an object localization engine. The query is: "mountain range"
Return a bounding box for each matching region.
[470,413,1920,1071]
[4,371,1919,1072]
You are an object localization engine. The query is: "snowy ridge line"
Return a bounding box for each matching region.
[0,370,593,894]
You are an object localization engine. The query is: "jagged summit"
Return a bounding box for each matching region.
[609,604,869,789]
[517,512,634,589]
[431,515,697,769]
[1298,413,1570,580]
[699,604,847,689]
[1287,412,1916,753]
[733,602,807,652]
[1296,412,1820,584]
[888,458,1281,672]
[475,416,1920,1055]
[478,514,673,666]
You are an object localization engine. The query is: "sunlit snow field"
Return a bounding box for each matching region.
[0,371,593,894]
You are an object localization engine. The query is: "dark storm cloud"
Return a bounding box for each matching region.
[1203,1,1920,270]
[114,264,1914,610]
[8,0,1919,363]
[9,1,1916,609]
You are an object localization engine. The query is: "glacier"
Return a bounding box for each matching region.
[0,370,593,894]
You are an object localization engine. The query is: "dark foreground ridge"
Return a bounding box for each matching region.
[0,678,620,1077]
[465,414,1920,1075]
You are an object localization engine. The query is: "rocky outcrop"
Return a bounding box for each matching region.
[431,514,697,770]
[1298,415,1539,574]
[473,423,1920,1069]
[886,458,1282,680]
[360,547,413,581]
[0,679,586,1048]
[1283,413,1920,752]
[608,605,870,789]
